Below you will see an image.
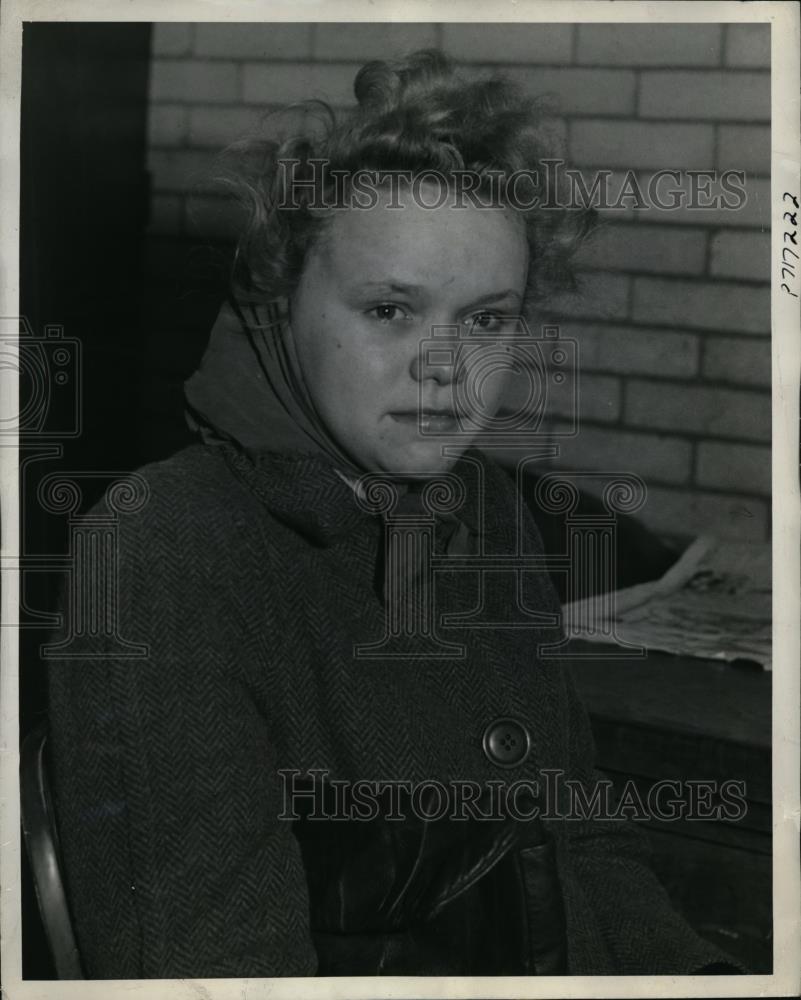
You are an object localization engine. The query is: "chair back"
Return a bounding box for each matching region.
[20,721,84,979]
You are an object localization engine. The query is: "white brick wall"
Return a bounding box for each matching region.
[702,336,771,387]
[576,224,707,275]
[626,174,769,228]
[242,62,362,105]
[501,67,636,115]
[696,441,771,494]
[152,23,194,57]
[631,278,770,334]
[717,124,770,174]
[554,425,693,484]
[549,272,631,322]
[709,230,770,281]
[570,121,715,170]
[724,23,771,68]
[441,23,573,64]
[147,104,188,147]
[554,372,621,423]
[150,58,239,103]
[187,106,269,148]
[576,24,723,67]
[194,22,313,59]
[563,323,699,378]
[625,382,771,441]
[145,20,772,542]
[314,23,438,60]
[638,70,770,120]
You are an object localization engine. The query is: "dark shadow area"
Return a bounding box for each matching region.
[20,21,230,739]
[19,21,147,977]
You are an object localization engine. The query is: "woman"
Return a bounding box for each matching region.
[47,50,740,978]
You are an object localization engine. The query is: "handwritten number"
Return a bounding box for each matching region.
[779,196,800,294]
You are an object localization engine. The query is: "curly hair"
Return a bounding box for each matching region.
[217,50,593,314]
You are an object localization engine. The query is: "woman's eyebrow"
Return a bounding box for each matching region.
[352,282,522,308]
[355,280,425,296]
[461,289,523,310]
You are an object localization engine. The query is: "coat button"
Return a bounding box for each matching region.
[482,718,531,768]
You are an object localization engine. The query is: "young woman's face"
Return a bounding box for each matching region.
[289,185,529,476]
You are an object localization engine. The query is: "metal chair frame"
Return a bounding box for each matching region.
[20,721,84,979]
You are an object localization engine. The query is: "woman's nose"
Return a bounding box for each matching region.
[408,326,460,384]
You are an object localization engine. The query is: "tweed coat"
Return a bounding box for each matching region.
[47,441,739,978]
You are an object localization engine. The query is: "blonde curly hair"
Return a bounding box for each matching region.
[219,49,593,315]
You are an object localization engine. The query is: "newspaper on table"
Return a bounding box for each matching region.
[562,535,772,670]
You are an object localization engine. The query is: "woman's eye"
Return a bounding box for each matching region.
[468,311,502,332]
[369,304,407,323]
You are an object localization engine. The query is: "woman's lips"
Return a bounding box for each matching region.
[390,410,460,431]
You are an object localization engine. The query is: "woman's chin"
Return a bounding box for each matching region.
[372,439,471,478]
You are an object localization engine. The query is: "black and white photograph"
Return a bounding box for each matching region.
[1,2,799,998]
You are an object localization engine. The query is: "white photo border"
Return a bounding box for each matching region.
[1,2,798,998]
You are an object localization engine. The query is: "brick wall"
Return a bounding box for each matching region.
[145,22,771,543]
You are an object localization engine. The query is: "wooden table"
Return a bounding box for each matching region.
[568,643,772,973]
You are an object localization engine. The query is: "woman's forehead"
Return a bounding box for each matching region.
[315,195,529,291]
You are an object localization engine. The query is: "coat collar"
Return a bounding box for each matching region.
[218,443,491,549]
[221,445,368,545]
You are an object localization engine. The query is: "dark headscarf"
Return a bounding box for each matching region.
[183,290,476,575]
[184,291,360,473]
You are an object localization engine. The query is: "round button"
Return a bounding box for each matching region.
[482,718,531,768]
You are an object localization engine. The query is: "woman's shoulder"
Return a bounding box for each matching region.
[85,444,266,553]
[135,440,237,492]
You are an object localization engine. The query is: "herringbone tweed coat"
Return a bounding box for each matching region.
[48,442,737,978]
